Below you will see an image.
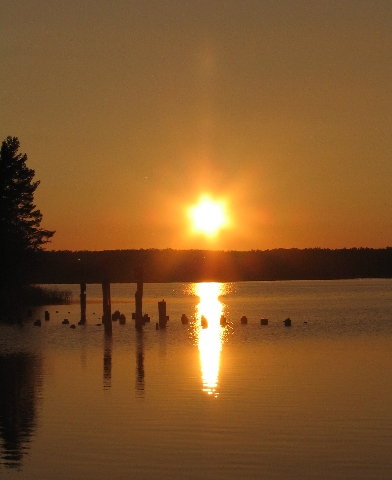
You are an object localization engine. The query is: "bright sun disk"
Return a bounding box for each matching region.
[189,197,228,236]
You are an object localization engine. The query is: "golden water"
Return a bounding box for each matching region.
[0,280,391,479]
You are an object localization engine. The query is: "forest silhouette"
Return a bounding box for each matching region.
[32,247,392,284]
[0,137,54,321]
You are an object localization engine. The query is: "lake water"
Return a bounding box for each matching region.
[0,279,391,479]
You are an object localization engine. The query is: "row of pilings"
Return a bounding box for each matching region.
[77,275,291,334]
[78,279,113,334]
[87,269,165,334]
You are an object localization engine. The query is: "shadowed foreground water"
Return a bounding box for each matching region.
[0,280,391,479]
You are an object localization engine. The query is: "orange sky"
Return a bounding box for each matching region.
[2,1,392,251]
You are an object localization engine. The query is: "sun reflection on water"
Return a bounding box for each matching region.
[189,282,230,397]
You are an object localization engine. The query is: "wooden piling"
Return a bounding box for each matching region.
[135,268,144,331]
[102,279,112,334]
[158,299,168,329]
[79,282,86,325]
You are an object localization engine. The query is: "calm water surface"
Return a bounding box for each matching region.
[0,279,391,479]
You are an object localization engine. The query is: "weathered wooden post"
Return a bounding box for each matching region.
[158,299,168,329]
[79,282,86,325]
[102,279,112,334]
[134,267,144,331]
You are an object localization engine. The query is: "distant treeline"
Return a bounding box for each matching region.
[30,248,392,284]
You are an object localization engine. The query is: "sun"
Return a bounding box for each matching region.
[189,196,228,236]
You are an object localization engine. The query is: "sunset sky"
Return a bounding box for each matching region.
[2,0,392,251]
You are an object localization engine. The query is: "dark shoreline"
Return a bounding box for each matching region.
[31,247,392,284]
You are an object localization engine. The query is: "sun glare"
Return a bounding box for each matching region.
[189,196,228,237]
[194,282,226,397]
